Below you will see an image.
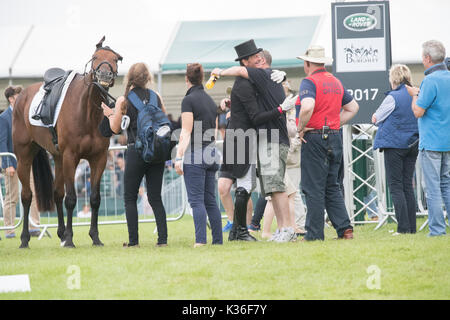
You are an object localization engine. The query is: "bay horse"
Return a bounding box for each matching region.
[13,36,123,248]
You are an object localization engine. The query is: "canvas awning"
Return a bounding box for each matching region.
[159,16,322,73]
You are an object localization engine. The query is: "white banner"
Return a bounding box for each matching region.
[336,37,386,73]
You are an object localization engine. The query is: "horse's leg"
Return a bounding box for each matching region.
[88,154,107,246]
[62,154,78,248]
[17,158,33,249]
[53,156,66,242]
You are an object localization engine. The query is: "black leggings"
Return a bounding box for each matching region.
[124,145,167,245]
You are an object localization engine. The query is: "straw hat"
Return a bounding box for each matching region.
[296,45,333,64]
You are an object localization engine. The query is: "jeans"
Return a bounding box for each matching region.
[301,132,352,240]
[183,147,223,244]
[384,147,418,233]
[420,150,450,236]
[124,145,167,245]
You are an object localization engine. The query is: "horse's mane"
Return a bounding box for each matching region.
[95,46,123,61]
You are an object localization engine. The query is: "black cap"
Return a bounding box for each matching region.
[234,39,263,62]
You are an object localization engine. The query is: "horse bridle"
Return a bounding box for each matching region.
[83,47,122,109]
[93,60,118,87]
[84,46,121,87]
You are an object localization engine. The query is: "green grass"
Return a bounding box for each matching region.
[0,216,449,300]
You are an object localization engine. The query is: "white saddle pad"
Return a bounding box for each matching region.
[29,71,77,127]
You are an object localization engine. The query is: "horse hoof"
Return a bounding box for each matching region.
[93,241,104,247]
[62,241,76,248]
[19,243,29,249]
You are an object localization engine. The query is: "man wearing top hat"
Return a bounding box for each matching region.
[217,39,297,241]
[296,45,359,241]
[212,40,298,242]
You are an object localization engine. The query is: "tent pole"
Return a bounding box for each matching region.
[9,24,34,85]
[157,65,163,94]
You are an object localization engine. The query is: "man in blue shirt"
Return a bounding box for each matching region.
[1,86,21,239]
[407,40,450,237]
[1,86,41,239]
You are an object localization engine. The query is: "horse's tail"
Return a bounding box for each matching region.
[32,147,55,212]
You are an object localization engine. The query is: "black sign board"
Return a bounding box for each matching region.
[332,1,392,124]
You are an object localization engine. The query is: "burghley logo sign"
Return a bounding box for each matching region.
[344,45,379,64]
[332,1,391,124]
[336,38,386,72]
[343,13,377,32]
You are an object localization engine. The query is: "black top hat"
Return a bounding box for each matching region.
[234,39,263,61]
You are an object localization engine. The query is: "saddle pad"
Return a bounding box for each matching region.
[29,70,77,127]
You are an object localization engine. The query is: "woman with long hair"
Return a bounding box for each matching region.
[101,62,168,247]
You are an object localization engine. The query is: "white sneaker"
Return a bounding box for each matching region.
[275,227,296,243]
[267,229,281,242]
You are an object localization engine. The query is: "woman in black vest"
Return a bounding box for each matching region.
[101,62,168,247]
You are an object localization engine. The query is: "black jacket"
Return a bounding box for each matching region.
[223,77,282,178]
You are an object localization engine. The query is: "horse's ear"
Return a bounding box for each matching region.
[96,36,106,49]
[117,53,123,62]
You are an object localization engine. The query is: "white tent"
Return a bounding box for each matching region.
[1,0,449,79]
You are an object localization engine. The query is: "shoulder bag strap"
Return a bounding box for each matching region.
[127,91,145,112]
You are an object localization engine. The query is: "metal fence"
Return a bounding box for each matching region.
[0,152,23,233]
[0,147,187,239]
[342,123,448,230]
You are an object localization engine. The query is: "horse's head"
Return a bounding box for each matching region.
[90,36,123,88]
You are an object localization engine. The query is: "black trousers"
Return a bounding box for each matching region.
[301,132,352,240]
[124,145,167,245]
[383,147,418,233]
[250,194,267,227]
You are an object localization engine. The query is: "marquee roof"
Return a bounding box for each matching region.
[1,0,449,79]
[159,16,322,72]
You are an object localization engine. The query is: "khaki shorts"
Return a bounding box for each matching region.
[258,142,289,196]
[265,170,297,200]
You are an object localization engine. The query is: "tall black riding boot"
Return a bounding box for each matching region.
[228,220,238,241]
[232,187,256,241]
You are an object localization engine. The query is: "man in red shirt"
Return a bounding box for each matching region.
[297,46,359,241]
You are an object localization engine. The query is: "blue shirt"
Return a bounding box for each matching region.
[0,105,17,169]
[373,95,395,125]
[416,63,450,151]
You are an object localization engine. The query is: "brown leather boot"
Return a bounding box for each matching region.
[342,228,354,239]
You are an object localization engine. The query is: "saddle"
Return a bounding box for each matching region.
[32,67,72,125]
[32,67,72,151]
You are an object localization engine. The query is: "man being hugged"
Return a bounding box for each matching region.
[211,40,298,242]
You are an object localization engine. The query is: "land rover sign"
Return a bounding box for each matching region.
[343,13,378,32]
[332,1,392,124]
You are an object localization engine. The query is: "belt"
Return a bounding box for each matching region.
[306,129,340,134]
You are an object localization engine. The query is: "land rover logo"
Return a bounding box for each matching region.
[343,13,377,32]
